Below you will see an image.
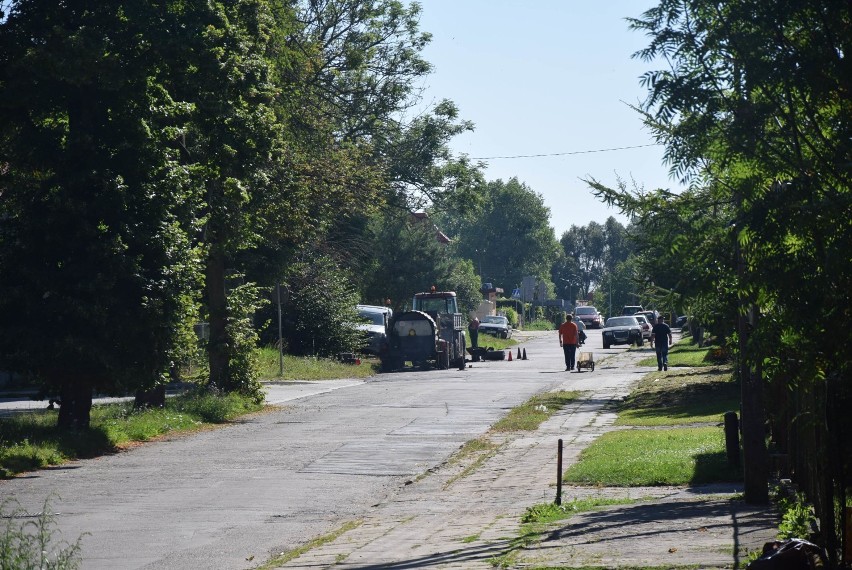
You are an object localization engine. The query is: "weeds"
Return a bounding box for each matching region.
[0,496,84,569]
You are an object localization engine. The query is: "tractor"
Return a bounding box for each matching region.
[381,288,467,371]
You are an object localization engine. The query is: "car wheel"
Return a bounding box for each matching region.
[603,342,610,349]
[501,331,508,339]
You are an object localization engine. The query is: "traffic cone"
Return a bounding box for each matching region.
[508,350,513,361]
[517,347,522,360]
[522,348,528,360]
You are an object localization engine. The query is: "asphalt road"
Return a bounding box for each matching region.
[0,328,635,569]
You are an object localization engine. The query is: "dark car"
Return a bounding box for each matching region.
[602,316,644,349]
[478,315,512,339]
[574,305,603,328]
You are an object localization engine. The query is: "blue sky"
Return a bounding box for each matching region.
[415,1,681,238]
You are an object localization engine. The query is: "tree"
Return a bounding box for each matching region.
[280,255,364,357]
[359,212,479,314]
[0,1,202,427]
[442,178,559,292]
[592,0,851,557]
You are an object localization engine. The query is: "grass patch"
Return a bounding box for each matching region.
[637,338,726,368]
[523,319,555,331]
[563,427,741,486]
[491,391,579,433]
[473,335,518,351]
[257,347,378,381]
[0,390,263,478]
[521,496,638,524]
[615,366,739,426]
[254,520,362,569]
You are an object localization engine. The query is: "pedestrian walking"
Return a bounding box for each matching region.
[652,315,673,370]
[558,314,579,371]
[468,317,480,348]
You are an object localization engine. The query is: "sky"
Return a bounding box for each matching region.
[414,0,682,238]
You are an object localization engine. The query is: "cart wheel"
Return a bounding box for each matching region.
[590,362,595,372]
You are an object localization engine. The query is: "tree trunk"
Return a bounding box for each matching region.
[56,376,93,429]
[206,247,230,389]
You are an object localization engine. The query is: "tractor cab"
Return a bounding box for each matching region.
[412,290,459,321]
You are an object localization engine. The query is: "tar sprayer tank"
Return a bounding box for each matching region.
[380,288,466,371]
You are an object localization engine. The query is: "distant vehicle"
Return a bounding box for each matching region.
[478,315,512,339]
[621,305,644,316]
[634,314,652,342]
[674,315,688,328]
[356,305,393,355]
[602,316,644,349]
[575,305,603,328]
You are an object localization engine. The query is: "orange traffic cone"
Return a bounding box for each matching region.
[522,348,528,360]
[508,350,513,361]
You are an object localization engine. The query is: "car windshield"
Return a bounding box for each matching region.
[575,307,596,315]
[606,316,637,327]
[482,316,505,324]
[358,311,385,326]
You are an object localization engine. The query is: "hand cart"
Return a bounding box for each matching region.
[576,351,595,372]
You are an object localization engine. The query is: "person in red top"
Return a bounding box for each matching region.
[558,314,580,371]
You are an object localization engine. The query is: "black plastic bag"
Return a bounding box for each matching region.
[746,538,826,570]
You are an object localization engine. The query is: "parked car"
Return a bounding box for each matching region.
[478,315,512,339]
[674,315,688,328]
[602,316,644,349]
[635,314,652,342]
[355,304,393,355]
[621,305,644,316]
[640,310,659,327]
[574,305,603,328]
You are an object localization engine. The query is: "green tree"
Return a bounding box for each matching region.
[442,177,559,292]
[0,1,202,427]
[359,212,478,314]
[591,0,851,557]
[280,256,364,357]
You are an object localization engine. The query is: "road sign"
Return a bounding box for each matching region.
[511,288,521,299]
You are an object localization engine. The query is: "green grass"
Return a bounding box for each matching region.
[615,366,739,426]
[563,427,741,486]
[257,347,379,380]
[491,391,579,432]
[521,496,638,524]
[473,335,518,350]
[0,390,263,478]
[637,338,729,368]
[523,319,556,331]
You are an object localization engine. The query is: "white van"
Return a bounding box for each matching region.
[356,305,393,355]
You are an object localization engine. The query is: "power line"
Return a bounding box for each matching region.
[469,143,660,160]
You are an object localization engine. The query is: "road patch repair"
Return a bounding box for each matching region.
[271,347,778,569]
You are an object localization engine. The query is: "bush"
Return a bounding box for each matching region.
[502,307,519,328]
[525,319,555,331]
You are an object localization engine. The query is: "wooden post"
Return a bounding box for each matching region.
[556,438,563,505]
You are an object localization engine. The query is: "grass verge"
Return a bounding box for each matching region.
[0,390,263,478]
[257,348,378,381]
[637,338,728,368]
[562,427,741,486]
[615,366,739,426]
